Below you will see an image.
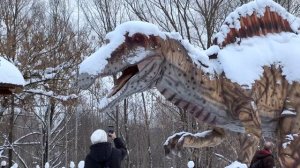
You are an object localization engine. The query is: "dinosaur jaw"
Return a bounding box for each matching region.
[107,55,162,97]
[79,55,162,113]
[108,65,139,97]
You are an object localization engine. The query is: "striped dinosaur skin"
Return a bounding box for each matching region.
[213,7,293,48]
[145,34,261,165]
[79,2,300,168]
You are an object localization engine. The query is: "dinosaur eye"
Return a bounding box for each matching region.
[125,33,147,47]
[149,36,159,49]
[132,33,145,43]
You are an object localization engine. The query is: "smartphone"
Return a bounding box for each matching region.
[107,125,114,137]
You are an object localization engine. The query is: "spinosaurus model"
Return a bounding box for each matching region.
[78,0,300,167]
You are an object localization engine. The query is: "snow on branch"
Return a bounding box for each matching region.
[13,132,41,145]
[214,153,232,164]
[24,89,78,102]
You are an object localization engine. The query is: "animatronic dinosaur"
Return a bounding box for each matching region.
[79,0,300,167]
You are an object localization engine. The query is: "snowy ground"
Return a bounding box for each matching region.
[4,160,246,168]
[225,161,248,168]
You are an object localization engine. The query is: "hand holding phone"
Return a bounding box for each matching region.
[108,131,116,139]
[108,130,113,137]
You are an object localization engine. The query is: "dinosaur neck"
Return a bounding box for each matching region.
[155,38,245,132]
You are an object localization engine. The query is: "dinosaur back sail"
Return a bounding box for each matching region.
[213,0,300,48]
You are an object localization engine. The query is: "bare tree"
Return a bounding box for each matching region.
[275,0,300,15]
[2,0,298,167]
[80,0,127,43]
[0,0,90,167]
[141,92,153,168]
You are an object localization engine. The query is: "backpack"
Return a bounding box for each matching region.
[250,154,272,168]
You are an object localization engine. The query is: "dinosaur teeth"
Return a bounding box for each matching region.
[108,65,139,97]
[116,72,122,78]
[108,73,133,97]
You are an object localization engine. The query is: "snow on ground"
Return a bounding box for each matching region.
[3,159,248,168]
[70,161,75,168]
[0,57,25,86]
[78,161,85,168]
[225,161,247,168]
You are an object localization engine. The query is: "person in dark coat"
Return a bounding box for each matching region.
[249,141,275,168]
[84,129,127,168]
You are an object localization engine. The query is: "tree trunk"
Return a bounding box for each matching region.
[8,95,14,168]
[65,107,68,167]
[123,99,131,168]
[116,105,119,136]
[141,93,152,168]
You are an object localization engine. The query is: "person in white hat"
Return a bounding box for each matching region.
[84,129,127,168]
[1,160,7,168]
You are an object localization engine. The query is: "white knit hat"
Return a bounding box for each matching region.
[90,129,107,144]
[1,160,7,166]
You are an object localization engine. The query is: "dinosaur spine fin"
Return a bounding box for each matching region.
[213,2,299,48]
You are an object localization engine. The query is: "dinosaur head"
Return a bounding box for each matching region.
[101,33,164,97]
[78,21,167,111]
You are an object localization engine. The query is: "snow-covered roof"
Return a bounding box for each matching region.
[79,0,300,90]
[0,56,25,90]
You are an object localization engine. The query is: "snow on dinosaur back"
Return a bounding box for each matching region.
[219,32,300,87]
[0,56,25,86]
[214,0,300,87]
[214,0,300,45]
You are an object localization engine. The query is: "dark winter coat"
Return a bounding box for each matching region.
[84,138,127,168]
[249,149,275,168]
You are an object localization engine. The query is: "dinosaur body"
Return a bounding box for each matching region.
[155,37,247,132]
[79,0,300,167]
